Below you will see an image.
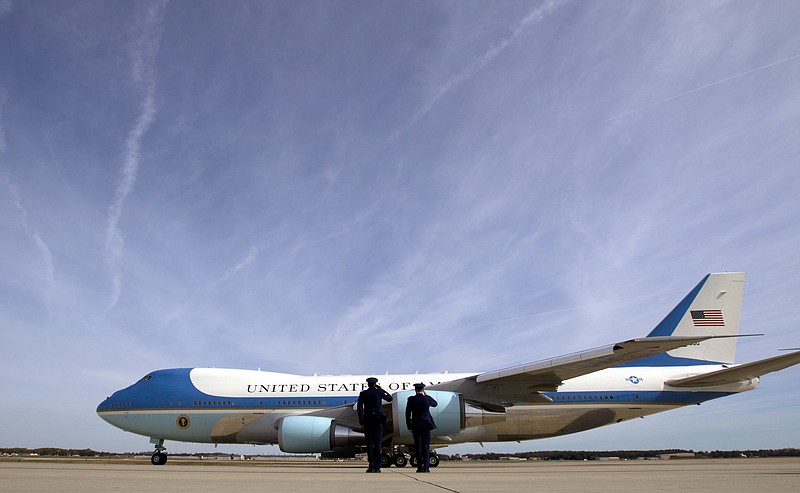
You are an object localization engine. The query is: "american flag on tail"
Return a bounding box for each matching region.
[691,309,724,326]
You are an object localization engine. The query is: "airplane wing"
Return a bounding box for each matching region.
[305,402,362,429]
[294,336,751,421]
[430,335,728,406]
[303,400,396,432]
[666,350,800,387]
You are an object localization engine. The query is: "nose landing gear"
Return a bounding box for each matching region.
[150,438,168,465]
[151,452,168,465]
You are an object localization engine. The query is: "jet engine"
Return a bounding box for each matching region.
[277,416,364,453]
[391,390,465,445]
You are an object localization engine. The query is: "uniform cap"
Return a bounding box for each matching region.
[413,382,425,389]
[366,377,379,385]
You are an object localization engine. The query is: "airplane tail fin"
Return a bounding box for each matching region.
[642,272,746,365]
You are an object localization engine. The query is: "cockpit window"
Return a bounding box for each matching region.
[140,375,153,381]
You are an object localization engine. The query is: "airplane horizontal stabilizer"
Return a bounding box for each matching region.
[666,350,800,388]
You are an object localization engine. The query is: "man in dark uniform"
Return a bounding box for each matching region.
[405,383,438,472]
[357,377,393,473]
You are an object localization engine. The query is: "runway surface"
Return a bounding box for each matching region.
[2,458,799,492]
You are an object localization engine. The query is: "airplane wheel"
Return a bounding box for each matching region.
[410,455,418,468]
[380,453,392,468]
[428,453,440,468]
[394,454,408,468]
[151,452,167,465]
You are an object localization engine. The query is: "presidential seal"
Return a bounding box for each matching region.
[176,414,190,429]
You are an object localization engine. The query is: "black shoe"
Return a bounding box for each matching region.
[373,469,381,473]
[366,469,374,473]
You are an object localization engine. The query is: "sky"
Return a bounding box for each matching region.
[1,0,799,455]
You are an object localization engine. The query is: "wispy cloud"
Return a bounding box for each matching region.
[7,182,56,308]
[157,243,263,331]
[104,0,168,311]
[1,90,55,311]
[0,88,6,152]
[392,0,565,140]
[221,245,261,282]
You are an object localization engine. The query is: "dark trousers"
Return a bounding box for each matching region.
[364,418,385,470]
[412,428,431,471]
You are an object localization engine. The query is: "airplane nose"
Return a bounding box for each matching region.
[96,392,131,431]
[97,397,113,420]
[97,386,130,418]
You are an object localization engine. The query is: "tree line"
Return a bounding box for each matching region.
[3,447,800,460]
[438,448,800,461]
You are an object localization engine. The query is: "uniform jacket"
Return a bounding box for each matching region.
[357,386,393,425]
[405,393,438,431]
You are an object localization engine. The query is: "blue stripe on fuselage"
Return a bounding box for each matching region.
[615,353,723,367]
[542,390,734,405]
[96,368,361,412]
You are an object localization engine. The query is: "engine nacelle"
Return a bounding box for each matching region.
[277,416,364,453]
[391,390,465,444]
[278,416,333,453]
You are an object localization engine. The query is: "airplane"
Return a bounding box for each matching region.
[97,272,800,466]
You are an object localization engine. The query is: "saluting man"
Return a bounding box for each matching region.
[357,377,393,473]
[405,383,438,473]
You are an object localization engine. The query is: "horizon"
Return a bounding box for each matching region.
[5,446,800,456]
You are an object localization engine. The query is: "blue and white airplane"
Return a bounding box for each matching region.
[98,272,800,466]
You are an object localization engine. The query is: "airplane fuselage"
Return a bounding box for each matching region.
[97,365,757,446]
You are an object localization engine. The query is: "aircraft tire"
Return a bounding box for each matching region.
[394,454,408,467]
[380,453,392,468]
[428,453,440,468]
[151,452,167,465]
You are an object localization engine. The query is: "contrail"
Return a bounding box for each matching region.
[605,53,800,122]
[221,245,261,282]
[1,89,56,308]
[8,183,56,306]
[391,0,566,141]
[105,0,168,311]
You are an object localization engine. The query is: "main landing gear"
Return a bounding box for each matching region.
[380,452,409,468]
[410,452,440,469]
[394,453,409,468]
[150,438,168,465]
[380,447,439,468]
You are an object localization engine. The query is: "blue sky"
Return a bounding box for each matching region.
[1,1,799,455]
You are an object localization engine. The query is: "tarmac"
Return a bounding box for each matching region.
[1,458,799,493]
